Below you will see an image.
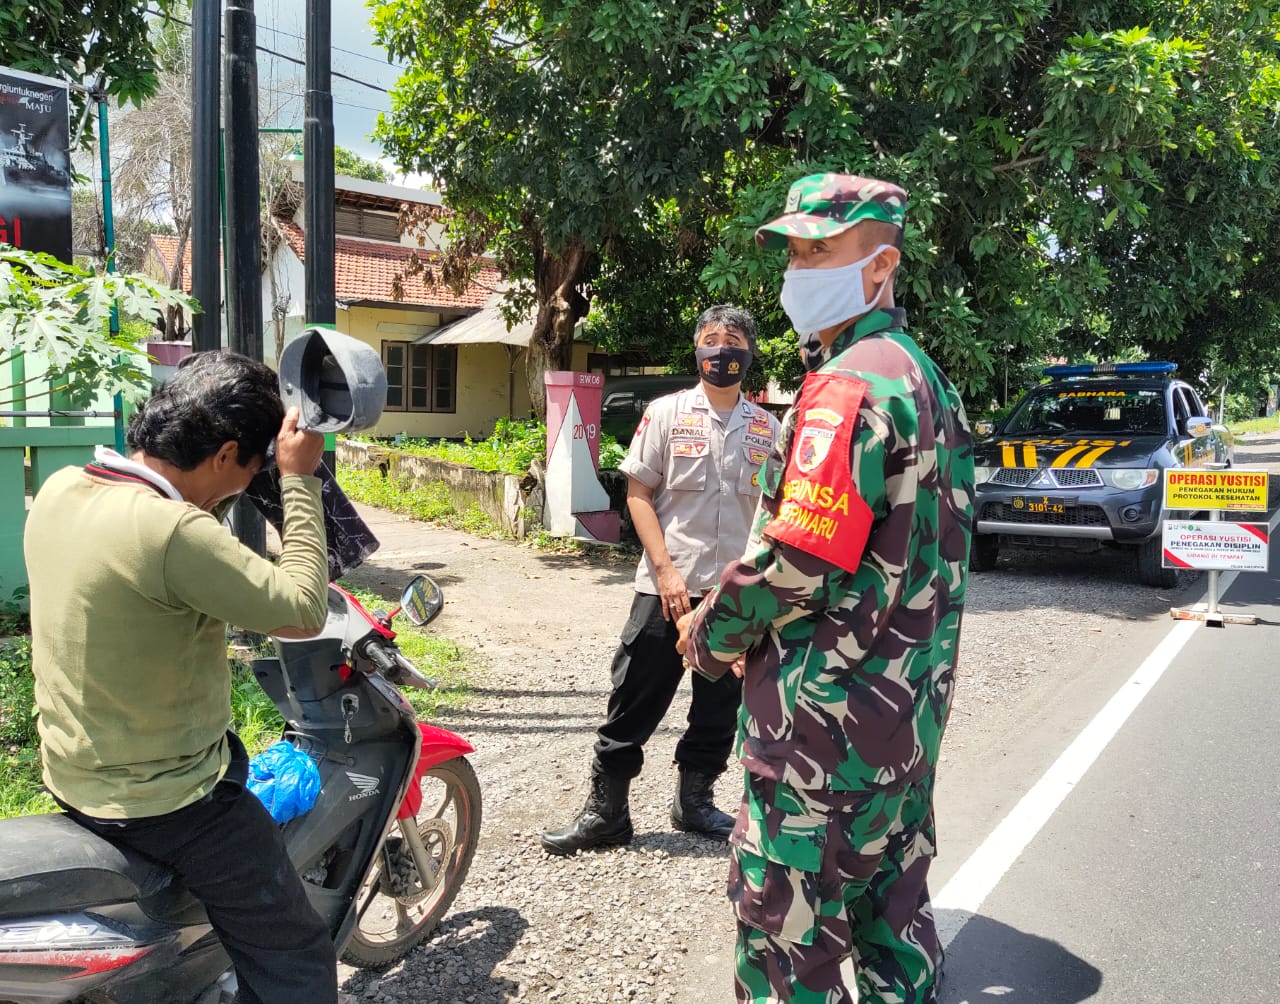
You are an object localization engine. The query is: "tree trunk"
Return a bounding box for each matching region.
[525,238,589,420]
[166,218,193,340]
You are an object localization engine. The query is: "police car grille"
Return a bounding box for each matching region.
[1051,468,1104,488]
[990,468,1038,488]
[982,503,1109,527]
[990,467,1104,489]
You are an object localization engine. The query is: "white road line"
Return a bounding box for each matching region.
[933,503,1280,947]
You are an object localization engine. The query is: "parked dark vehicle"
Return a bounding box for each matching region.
[0,576,480,1004]
[971,362,1234,588]
[600,374,699,445]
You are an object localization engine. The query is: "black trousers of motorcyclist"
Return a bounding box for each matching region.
[58,732,337,1004]
[541,592,742,855]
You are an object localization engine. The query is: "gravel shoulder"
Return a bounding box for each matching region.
[336,430,1280,1003]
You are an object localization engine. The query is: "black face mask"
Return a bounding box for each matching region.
[696,346,752,388]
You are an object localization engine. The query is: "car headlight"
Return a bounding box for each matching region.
[974,465,996,485]
[1101,469,1159,490]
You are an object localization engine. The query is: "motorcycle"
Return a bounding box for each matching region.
[0,575,481,1004]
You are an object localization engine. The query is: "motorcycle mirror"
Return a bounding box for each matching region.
[401,575,444,626]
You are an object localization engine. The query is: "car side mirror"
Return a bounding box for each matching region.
[1184,416,1212,437]
[974,419,995,438]
[400,575,444,626]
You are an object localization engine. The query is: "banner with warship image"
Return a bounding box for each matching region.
[0,67,71,262]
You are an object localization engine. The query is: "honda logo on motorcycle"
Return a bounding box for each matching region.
[346,771,380,801]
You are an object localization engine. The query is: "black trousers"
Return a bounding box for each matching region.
[59,733,337,1004]
[593,591,743,780]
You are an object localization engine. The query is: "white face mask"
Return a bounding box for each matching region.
[779,244,893,336]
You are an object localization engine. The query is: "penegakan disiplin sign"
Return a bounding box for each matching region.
[0,67,71,262]
[1162,520,1269,572]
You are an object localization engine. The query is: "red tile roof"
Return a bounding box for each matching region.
[148,234,197,293]
[149,227,499,315]
[274,221,498,312]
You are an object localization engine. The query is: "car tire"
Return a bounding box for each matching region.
[1136,537,1177,588]
[970,535,999,572]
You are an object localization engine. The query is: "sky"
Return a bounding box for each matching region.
[253,0,414,180]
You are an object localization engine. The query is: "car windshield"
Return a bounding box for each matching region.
[1003,385,1168,436]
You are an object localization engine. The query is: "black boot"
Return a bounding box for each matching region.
[540,771,633,856]
[671,767,735,840]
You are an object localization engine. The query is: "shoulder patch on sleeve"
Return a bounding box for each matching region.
[763,373,873,574]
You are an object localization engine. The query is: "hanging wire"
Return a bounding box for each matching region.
[143,7,393,93]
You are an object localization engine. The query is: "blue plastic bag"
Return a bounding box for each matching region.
[247,741,321,825]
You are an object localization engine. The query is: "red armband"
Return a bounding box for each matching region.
[763,373,873,574]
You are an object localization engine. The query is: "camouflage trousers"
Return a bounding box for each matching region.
[728,771,942,1003]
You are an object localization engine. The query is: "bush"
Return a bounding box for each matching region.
[368,418,627,474]
[388,418,546,474]
[0,637,36,748]
[0,636,54,818]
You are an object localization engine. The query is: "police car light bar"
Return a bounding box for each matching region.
[1043,362,1177,378]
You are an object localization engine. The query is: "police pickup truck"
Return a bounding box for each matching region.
[971,362,1234,587]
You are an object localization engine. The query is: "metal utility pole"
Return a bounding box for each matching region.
[304,0,336,328]
[306,0,337,473]
[191,0,222,352]
[95,89,125,452]
[224,0,266,555]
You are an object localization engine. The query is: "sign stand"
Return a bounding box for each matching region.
[1166,467,1268,627]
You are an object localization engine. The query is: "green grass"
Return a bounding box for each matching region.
[337,467,508,538]
[0,636,55,818]
[229,586,475,756]
[1,599,474,819]
[1229,414,1280,436]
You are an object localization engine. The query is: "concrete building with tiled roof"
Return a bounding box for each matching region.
[150,164,597,438]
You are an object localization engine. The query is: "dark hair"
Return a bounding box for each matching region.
[694,305,757,350]
[126,351,284,470]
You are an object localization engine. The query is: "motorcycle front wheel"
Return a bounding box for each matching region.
[342,755,482,968]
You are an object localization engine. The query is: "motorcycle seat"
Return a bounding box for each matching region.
[0,813,176,919]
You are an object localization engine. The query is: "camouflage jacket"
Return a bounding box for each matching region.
[686,307,975,792]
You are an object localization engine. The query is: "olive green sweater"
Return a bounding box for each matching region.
[25,467,328,818]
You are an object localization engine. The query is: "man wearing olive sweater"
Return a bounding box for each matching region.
[24,351,337,1004]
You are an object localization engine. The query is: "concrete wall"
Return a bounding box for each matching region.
[339,439,640,546]
[339,438,533,538]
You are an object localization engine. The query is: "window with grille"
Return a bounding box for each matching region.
[381,341,457,413]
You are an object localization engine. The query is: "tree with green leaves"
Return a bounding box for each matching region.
[0,0,178,144]
[0,245,194,409]
[373,0,1280,411]
[373,1,741,415]
[334,147,391,184]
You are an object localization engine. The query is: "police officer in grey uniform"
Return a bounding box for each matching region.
[542,305,782,855]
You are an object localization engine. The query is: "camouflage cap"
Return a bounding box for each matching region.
[755,173,907,250]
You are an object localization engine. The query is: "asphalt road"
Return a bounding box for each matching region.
[937,508,1280,1003]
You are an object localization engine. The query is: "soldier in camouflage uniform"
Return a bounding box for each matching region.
[677,174,975,1003]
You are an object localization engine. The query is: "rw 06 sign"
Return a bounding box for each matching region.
[1162,521,1269,572]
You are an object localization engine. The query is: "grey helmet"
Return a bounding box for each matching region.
[278,327,388,433]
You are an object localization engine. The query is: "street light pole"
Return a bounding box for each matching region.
[224,0,266,555]
[191,0,222,352]
[306,0,337,474]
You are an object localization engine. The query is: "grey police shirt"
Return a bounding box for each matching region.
[619,385,781,596]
